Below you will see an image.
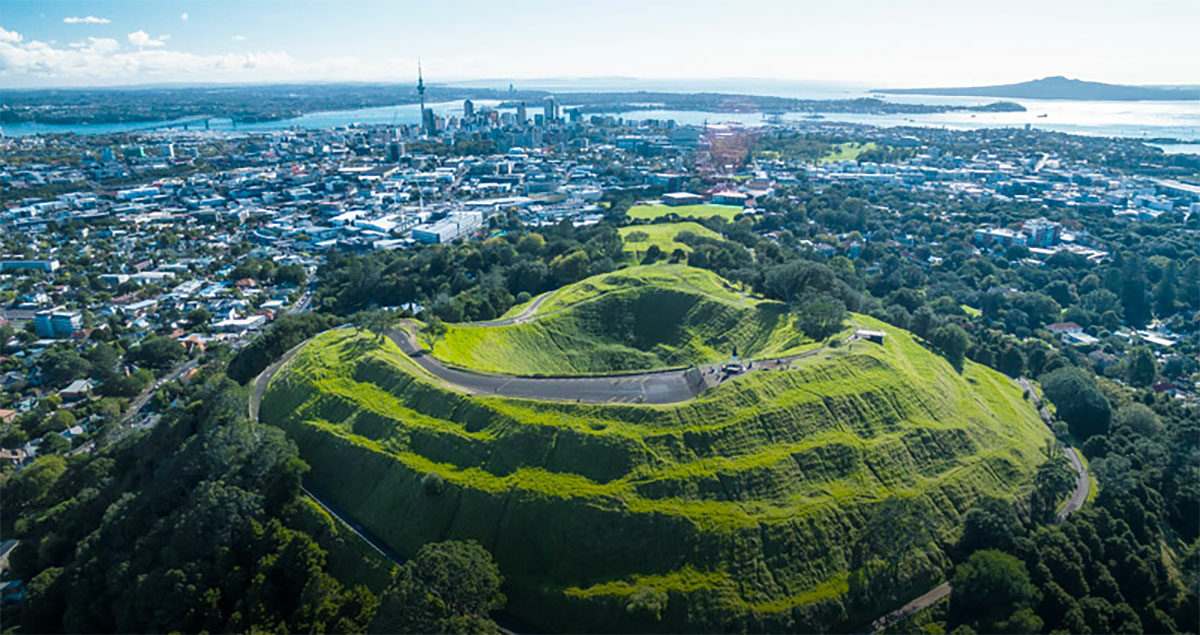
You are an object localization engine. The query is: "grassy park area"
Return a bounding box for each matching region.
[819,141,878,163]
[626,202,744,221]
[618,221,721,257]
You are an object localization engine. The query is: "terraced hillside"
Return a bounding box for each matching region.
[261,314,1051,632]
[425,265,822,375]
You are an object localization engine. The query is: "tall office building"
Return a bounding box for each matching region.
[543,96,558,124]
[516,102,527,124]
[463,99,475,119]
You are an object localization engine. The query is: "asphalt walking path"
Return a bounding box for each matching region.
[247,311,856,409]
[301,484,404,565]
[1016,377,1091,521]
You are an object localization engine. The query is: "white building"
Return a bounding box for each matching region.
[411,211,484,244]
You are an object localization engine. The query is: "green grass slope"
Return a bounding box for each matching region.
[427,265,817,375]
[261,314,1051,632]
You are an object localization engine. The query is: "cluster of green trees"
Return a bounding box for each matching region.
[314,219,625,321]
[229,257,307,287]
[1,366,508,633]
[407,138,499,158]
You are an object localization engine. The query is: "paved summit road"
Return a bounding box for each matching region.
[1058,446,1089,521]
[385,322,853,405]
[387,326,707,404]
[249,317,860,411]
[469,291,553,327]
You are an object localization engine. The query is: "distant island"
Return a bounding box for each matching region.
[877,76,1198,101]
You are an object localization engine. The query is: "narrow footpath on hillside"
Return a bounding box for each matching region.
[867,378,1091,633]
[469,291,554,327]
[301,485,404,565]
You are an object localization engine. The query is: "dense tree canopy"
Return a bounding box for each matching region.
[1040,366,1112,438]
[950,550,1041,633]
[127,335,185,370]
[1,368,509,634]
[372,540,505,634]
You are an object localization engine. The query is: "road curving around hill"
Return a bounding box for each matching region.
[390,324,722,404]
[248,316,866,411]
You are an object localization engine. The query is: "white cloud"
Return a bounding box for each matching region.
[63,16,111,24]
[69,37,121,55]
[0,30,323,84]
[127,31,170,48]
[181,12,189,21]
[232,35,246,41]
[0,24,424,86]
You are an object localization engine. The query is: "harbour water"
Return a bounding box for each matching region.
[3,80,1197,146]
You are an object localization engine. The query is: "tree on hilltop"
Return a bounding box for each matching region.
[356,310,396,341]
[931,323,970,371]
[796,294,847,340]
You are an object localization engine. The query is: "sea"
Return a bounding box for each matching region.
[3,79,1198,148]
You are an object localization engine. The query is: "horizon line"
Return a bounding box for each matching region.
[4,75,1199,93]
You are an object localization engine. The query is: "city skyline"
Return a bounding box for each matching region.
[1,0,1198,89]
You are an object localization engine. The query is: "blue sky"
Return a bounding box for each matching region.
[1,0,1196,88]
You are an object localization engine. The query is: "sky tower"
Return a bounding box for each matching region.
[416,60,427,136]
